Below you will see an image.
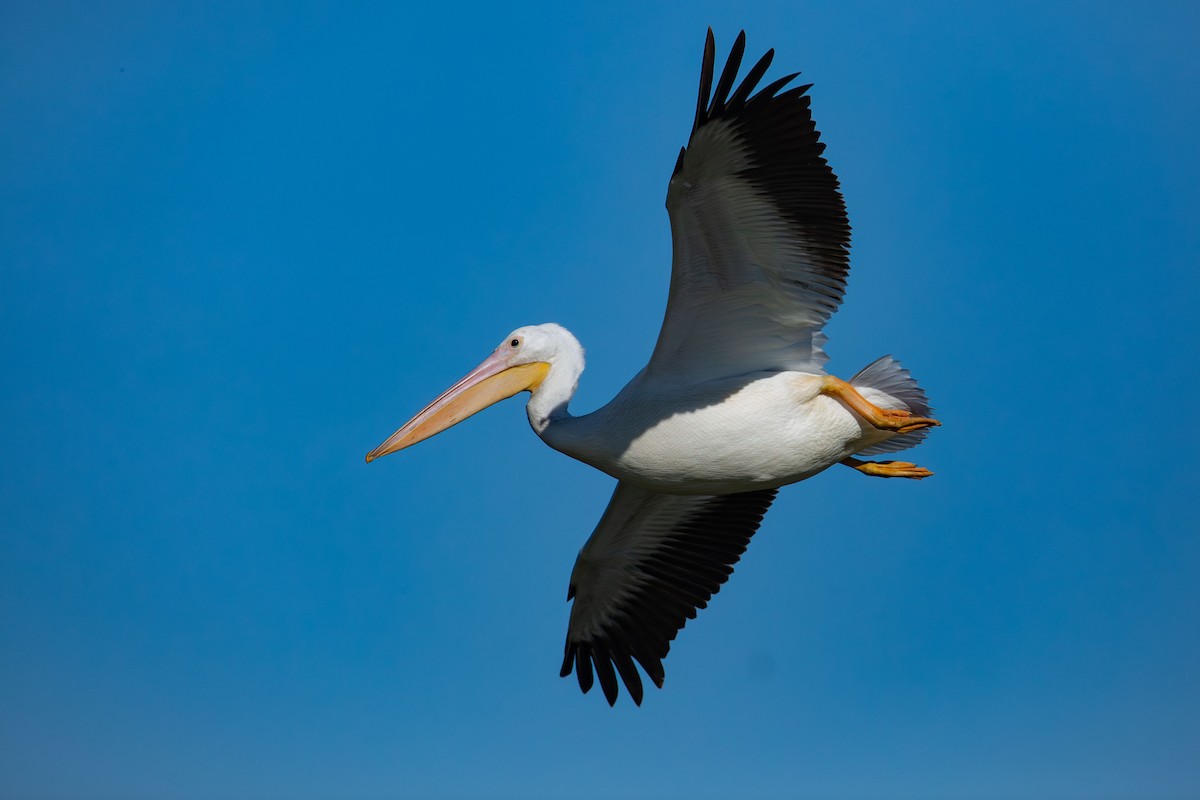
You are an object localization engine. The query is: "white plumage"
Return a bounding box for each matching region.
[367,30,939,705]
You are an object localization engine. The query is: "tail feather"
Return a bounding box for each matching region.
[850,355,933,455]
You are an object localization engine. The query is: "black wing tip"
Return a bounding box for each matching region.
[693,29,717,134]
[709,30,747,115]
[690,29,802,138]
[561,637,655,707]
[559,640,575,678]
[675,31,849,268]
[576,643,594,693]
[594,649,620,706]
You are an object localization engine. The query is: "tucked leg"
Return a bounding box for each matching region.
[820,376,940,434]
[841,456,933,480]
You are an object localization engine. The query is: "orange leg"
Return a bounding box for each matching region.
[820,376,941,434]
[841,456,933,480]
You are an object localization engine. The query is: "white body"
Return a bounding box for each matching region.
[544,371,901,494]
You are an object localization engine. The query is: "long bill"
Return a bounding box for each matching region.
[365,352,550,462]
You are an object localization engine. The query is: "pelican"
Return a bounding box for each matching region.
[367,30,939,706]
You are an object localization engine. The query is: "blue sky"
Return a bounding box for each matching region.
[3,2,1198,798]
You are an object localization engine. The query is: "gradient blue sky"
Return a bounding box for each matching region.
[3,2,1199,798]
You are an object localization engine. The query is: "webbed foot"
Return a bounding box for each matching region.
[820,376,941,433]
[841,456,933,480]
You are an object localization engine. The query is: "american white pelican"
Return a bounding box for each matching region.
[367,30,939,706]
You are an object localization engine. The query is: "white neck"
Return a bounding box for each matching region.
[525,336,585,436]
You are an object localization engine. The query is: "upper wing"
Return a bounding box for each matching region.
[646,30,851,383]
[560,481,777,706]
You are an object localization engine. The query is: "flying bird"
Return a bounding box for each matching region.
[367,30,940,706]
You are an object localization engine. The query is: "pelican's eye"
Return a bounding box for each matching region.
[510,338,521,348]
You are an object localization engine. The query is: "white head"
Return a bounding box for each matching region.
[504,321,583,374]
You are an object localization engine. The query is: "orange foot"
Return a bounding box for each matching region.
[820,376,941,434]
[841,456,933,480]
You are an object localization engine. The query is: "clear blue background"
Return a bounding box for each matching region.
[3,2,1198,798]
